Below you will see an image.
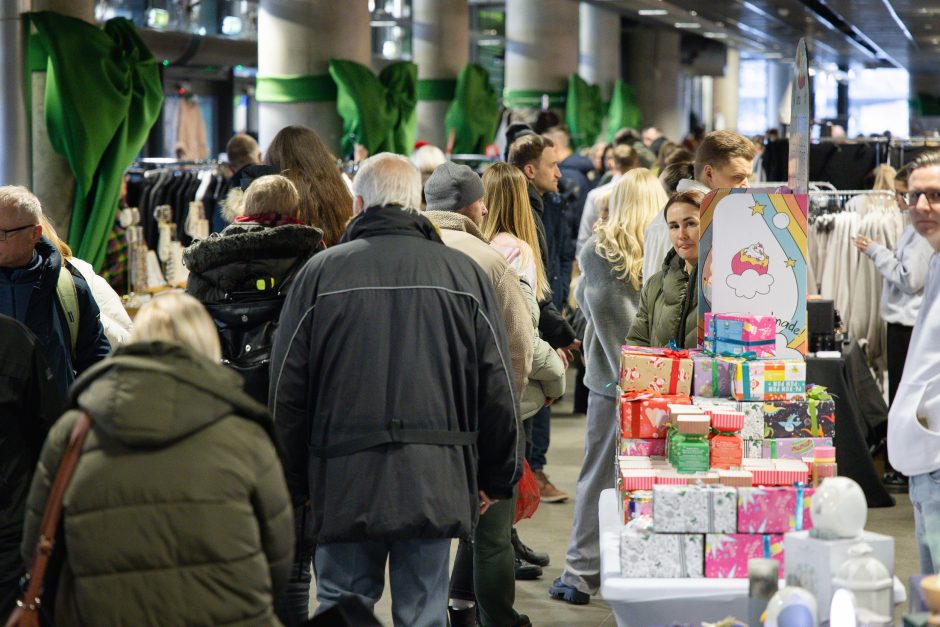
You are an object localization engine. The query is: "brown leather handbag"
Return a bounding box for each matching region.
[5,411,92,627]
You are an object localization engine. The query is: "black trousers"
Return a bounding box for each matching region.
[886,323,914,406]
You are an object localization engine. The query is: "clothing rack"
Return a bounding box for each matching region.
[808,189,894,219]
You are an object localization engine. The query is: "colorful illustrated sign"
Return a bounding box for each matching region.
[698,190,809,357]
[788,38,810,194]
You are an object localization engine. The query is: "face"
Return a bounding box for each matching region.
[703,156,753,190]
[907,165,940,251]
[667,202,700,264]
[0,206,41,268]
[642,130,657,147]
[524,148,560,194]
[460,198,488,227]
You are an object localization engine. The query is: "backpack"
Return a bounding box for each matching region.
[55,265,79,359]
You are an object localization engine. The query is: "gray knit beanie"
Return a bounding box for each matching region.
[424,161,484,213]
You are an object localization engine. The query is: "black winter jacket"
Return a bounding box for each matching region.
[269,206,521,544]
[0,315,60,600]
[527,184,576,349]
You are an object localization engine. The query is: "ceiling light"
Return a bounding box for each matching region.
[638,9,668,16]
[675,22,700,28]
[703,32,727,39]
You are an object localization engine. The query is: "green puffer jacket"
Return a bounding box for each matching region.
[626,249,699,349]
[21,342,293,627]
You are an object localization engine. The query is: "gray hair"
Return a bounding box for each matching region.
[353,153,422,211]
[0,186,42,224]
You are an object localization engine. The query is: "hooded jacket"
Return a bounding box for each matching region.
[269,206,521,544]
[21,342,293,627]
[626,248,698,349]
[0,237,111,399]
[424,210,533,393]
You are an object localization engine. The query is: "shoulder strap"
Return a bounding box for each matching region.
[15,411,92,618]
[55,266,79,359]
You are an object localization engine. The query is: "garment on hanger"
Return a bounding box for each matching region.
[175,97,209,160]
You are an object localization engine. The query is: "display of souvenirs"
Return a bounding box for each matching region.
[652,484,737,534]
[620,392,691,439]
[621,525,705,578]
[694,397,764,440]
[704,312,777,357]
[737,486,814,533]
[733,359,807,401]
[619,346,694,395]
[705,533,784,578]
[762,437,833,460]
[691,352,736,398]
[761,387,835,438]
[619,438,666,457]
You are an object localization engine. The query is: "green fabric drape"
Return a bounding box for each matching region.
[445,64,500,154]
[30,12,163,271]
[565,75,604,150]
[255,74,337,103]
[607,79,642,140]
[328,60,417,156]
[417,78,457,102]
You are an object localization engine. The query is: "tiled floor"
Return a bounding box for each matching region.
[362,376,918,626]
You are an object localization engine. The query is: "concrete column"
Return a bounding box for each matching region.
[0,0,29,188]
[714,47,740,131]
[626,29,683,140]
[413,0,467,148]
[766,61,790,131]
[505,0,578,114]
[30,0,94,234]
[258,0,370,155]
[578,2,619,100]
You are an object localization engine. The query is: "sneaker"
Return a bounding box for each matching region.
[883,470,909,494]
[511,528,550,567]
[515,557,543,580]
[548,577,590,605]
[534,470,568,503]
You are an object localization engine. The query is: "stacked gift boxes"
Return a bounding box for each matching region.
[614,314,836,579]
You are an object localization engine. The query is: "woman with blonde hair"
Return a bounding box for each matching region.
[550,168,667,606]
[20,291,293,626]
[265,125,353,246]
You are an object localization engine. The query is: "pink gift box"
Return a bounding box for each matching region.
[705,533,784,578]
[619,438,666,457]
[737,486,815,533]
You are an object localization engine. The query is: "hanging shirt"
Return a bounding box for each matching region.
[865,222,934,327]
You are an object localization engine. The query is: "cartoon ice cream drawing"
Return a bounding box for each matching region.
[726,242,774,298]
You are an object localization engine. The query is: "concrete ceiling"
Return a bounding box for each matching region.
[580,0,940,74]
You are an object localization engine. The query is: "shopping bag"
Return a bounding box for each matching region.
[513,460,541,524]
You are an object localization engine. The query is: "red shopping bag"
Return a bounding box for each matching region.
[513,460,541,524]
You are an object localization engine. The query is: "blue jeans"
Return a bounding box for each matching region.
[529,405,551,472]
[315,538,452,627]
[910,470,940,574]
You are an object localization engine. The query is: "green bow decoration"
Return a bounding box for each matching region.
[565,74,604,150]
[607,79,642,140]
[445,63,500,154]
[329,59,418,156]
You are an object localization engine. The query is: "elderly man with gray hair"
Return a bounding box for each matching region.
[0,185,110,400]
[269,153,521,627]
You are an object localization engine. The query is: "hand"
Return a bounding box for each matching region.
[479,490,498,515]
[559,339,582,366]
[556,348,570,370]
[854,234,878,253]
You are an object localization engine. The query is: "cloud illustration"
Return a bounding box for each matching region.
[726,269,775,299]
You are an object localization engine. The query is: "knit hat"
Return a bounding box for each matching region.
[424,162,484,213]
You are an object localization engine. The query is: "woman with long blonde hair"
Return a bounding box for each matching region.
[550,167,666,605]
[265,125,353,246]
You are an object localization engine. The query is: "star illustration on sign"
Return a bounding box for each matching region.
[786,258,796,268]
[750,202,766,216]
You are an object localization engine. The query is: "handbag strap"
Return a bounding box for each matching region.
[18,410,92,613]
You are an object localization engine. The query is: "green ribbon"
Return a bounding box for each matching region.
[710,360,719,397]
[502,88,566,109]
[417,78,457,101]
[255,74,338,103]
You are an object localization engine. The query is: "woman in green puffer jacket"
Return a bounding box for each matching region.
[626,189,704,349]
[20,292,293,627]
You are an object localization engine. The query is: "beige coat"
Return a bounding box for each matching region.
[425,211,533,395]
[519,279,566,419]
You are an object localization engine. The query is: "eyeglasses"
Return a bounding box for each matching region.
[0,224,37,241]
[905,190,940,208]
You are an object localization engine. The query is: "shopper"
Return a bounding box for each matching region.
[551,169,667,605]
[410,143,447,207]
[19,292,293,626]
[0,315,60,619]
[659,161,696,197]
[270,153,521,627]
[576,144,641,256]
[627,190,706,349]
[643,131,755,286]
[265,125,353,247]
[0,186,110,400]
[509,133,579,504]
[887,150,940,575]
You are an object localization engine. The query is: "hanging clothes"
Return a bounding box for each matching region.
[176,97,209,160]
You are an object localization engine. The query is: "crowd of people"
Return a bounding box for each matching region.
[2,117,940,627]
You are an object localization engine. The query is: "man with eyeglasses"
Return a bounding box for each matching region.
[0,186,110,401]
[884,151,940,574]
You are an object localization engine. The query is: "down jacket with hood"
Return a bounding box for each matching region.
[626,248,699,349]
[21,342,293,627]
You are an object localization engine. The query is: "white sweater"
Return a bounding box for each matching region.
[68,257,133,348]
[887,252,940,477]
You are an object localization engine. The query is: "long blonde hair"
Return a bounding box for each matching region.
[40,216,73,260]
[481,162,550,300]
[265,125,353,246]
[594,168,668,289]
[130,291,221,362]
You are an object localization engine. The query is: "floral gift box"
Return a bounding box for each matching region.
[705,533,784,578]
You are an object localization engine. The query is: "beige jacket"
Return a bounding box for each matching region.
[519,280,566,419]
[425,211,533,394]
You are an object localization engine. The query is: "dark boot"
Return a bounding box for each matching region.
[448,605,477,627]
[511,528,550,567]
[514,558,542,580]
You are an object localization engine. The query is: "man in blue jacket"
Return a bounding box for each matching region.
[0,186,111,401]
